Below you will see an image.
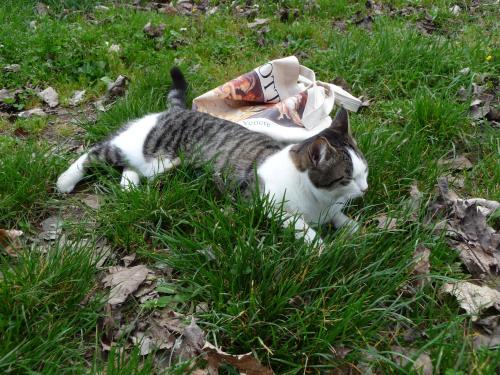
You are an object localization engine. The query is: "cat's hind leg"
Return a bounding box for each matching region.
[120,169,140,190]
[56,153,90,193]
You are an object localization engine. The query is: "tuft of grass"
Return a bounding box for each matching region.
[0,0,499,373]
[0,139,64,228]
[0,242,100,373]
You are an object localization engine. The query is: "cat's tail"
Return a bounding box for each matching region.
[56,144,126,193]
[167,67,187,110]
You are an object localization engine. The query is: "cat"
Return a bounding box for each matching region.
[56,67,368,248]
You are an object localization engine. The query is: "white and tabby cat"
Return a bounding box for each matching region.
[57,68,368,247]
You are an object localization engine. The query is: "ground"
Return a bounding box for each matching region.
[0,0,499,374]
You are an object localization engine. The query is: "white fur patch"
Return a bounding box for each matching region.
[348,148,368,195]
[56,153,89,193]
[110,113,160,173]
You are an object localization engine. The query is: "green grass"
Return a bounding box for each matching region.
[1,0,499,373]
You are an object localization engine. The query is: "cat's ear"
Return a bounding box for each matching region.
[308,137,333,167]
[290,137,334,170]
[330,107,350,135]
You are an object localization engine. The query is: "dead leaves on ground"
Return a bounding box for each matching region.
[0,228,23,257]
[442,282,500,321]
[429,177,500,280]
[103,265,152,306]
[98,262,274,373]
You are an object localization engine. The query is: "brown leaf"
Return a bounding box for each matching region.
[80,193,101,210]
[437,155,473,171]
[39,215,63,240]
[177,317,205,360]
[331,345,352,359]
[36,2,48,15]
[332,19,347,32]
[247,18,269,29]
[107,75,129,98]
[38,87,59,108]
[151,309,187,334]
[0,228,23,257]
[416,15,438,35]
[408,183,423,215]
[91,240,112,269]
[457,86,468,102]
[14,128,30,138]
[278,8,299,22]
[473,315,500,349]
[203,341,275,375]
[411,245,431,288]
[18,108,47,118]
[3,64,21,72]
[391,346,433,375]
[353,12,373,31]
[429,177,500,278]
[442,281,500,320]
[143,21,166,39]
[158,4,177,15]
[102,265,150,305]
[449,5,461,15]
[332,77,351,92]
[69,90,86,106]
[121,253,136,267]
[473,327,500,349]
[486,106,500,122]
[374,214,398,230]
[233,4,259,18]
[176,0,194,15]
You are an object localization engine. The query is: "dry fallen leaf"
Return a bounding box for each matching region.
[177,317,206,360]
[39,215,63,240]
[107,75,129,98]
[203,341,275,375]
[102,265,150,305]
[391,346,433,375]
[459,67,470,75]
[91,240,112,269]
[416,15,438,35]
[143,21,166,39]
[69,90,86,106]
[0,228,23,257]
[374,213,398,230]
[449,5,461,15]
[151,309,186,334]
[108,44,121,53]
[36,2,48,16]
[18,108,47,118]
[0,88,15,102]
[442,281,500,320]
[247,18,269,29]
[3,64,21,72]
[38,87,59,108]
[80,193,101,210]
[411,245,431,289]
[473,315,500,349]
[429,177,500,278]
[437,155,473,171]
[121,253,136,267]
[352,13,373,31]
[233,4,259,18]
[158,4,177,15]
[408,183,423,216]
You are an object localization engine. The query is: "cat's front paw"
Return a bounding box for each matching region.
[343,219,361,236]
[56,172,76,193]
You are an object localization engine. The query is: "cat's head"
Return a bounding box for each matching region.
[289,107,368,199]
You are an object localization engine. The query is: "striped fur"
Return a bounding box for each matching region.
[56,68,368,248]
